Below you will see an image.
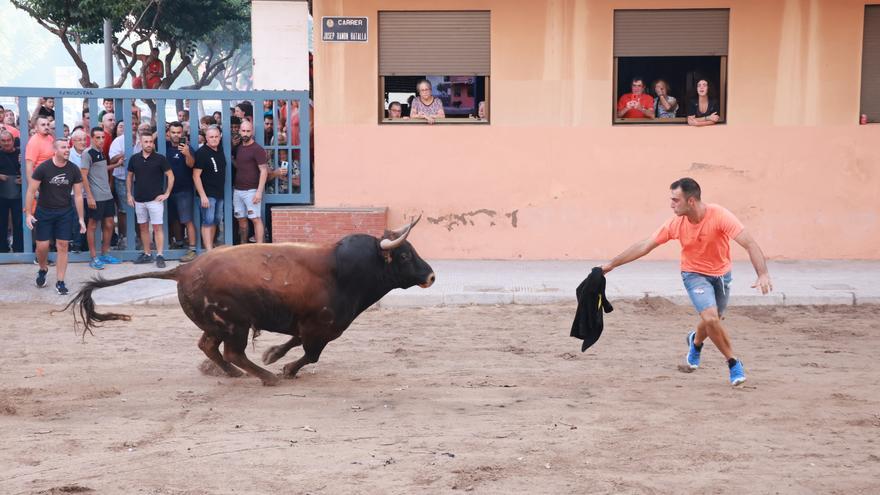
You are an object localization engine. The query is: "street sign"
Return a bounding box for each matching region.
[322,16,368,43]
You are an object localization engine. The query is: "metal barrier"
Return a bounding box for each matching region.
[0,87,311,264]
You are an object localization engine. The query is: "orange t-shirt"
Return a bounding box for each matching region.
[1,125,20,139]
[25,133,55,165]
[653,204,744,276]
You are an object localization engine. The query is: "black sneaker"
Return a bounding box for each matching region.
[55,281,69,296]
[156,255,166,268]
[36,269,48,288]
[133,252,153,264]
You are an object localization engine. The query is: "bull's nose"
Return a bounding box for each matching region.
[419,272,436,288]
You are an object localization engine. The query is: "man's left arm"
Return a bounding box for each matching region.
[255,162,268,204]
[158,169,174,202]
[734,229,772,294]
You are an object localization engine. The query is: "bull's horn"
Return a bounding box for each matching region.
[390,214,422,237]
[381,214,422,250]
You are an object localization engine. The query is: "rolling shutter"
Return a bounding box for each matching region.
[861,6,880,121]
[614,9,729,57]
[379,11,490,75]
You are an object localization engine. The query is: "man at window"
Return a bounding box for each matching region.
[617,77,655,119]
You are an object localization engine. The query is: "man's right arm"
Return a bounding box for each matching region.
[601,237,660,274]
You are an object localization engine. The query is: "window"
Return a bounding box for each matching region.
[613,9,729,125]
[861,6,880,123]
[378,11,490,123]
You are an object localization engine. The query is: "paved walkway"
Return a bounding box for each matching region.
[1,259,877,308]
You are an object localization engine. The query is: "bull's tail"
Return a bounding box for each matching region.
[57,267,182,336]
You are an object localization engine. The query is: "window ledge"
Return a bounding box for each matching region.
[381,118,489,125]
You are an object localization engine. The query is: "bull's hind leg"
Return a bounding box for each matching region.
[223,329,280,387]
[197,332,244,378]
[262,335,302,365]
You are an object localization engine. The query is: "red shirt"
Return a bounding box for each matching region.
[617,93,655,118]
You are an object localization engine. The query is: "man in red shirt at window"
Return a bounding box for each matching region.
[617,77,655,119]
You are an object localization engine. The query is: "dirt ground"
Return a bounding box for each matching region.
[1,299,878,494]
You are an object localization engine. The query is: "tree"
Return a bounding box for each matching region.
[10,0,129,88]
[180,13,252,90]
[10,0,250,90]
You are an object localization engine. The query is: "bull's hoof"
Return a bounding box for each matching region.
[262,345,283,365]
[261,374,280,387]
[198,359,244,378]
[281,362,303,379]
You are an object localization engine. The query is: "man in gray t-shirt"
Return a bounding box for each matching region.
[79,127,121,268]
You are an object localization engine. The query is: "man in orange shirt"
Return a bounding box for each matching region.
[601,178,772,386]
[26,116,55,179]
[617,77,655,119]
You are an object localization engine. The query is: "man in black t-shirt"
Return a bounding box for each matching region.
[126,133,173,268]
[25,138,86,295]
[193,126,226,251]
[0,130,23,253]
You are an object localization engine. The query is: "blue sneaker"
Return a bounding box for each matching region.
[729,360,747,386]
[36,269,48,288]
[99,254,122,264]
[686,331,701,369]
[89,257,105,270]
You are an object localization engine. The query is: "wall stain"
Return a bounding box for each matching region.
[689,162,748,178]
[428,209,519,231]
[505,210,518,228]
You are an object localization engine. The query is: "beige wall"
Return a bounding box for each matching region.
[312,0,880,260]
[253,0,310,90]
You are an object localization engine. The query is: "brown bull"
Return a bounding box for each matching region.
[63,217,435,386]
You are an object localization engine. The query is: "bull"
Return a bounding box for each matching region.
[63,216,435,386]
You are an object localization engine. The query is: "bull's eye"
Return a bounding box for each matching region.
[400,252,411,261]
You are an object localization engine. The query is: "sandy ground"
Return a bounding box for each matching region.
[0,299,878,494]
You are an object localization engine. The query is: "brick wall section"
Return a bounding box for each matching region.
[271,206,388,244]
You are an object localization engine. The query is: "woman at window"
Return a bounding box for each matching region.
[653,80,679,119]
[688,79,721,127]
[410,79,445,124]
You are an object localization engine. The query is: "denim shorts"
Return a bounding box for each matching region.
[114,178,128,211]
[200,197,224,226]
[170,190,194,224]
[682,271,732,315]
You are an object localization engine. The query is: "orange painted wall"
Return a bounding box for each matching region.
[312,0,880,260]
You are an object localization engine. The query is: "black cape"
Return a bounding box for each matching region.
[570,267,614,352]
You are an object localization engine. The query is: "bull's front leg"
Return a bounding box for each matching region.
[262,335,302,365]
[281,336,329,379]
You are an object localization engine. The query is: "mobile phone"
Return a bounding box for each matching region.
[280,160,289,171]
[179,137,187,146]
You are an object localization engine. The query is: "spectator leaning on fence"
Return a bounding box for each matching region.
[80,127,121,270]
[166,121,197,262]
[25,116,55,180]
[232,120,268,245]
[126,132,173,268]
[0,130,23,253]
[193,126,226,251]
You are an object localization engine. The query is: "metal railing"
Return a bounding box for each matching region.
[0,87,311,263]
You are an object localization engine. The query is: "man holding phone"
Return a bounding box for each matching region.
[166,121,197,261]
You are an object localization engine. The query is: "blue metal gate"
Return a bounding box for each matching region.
[0,87,311,264]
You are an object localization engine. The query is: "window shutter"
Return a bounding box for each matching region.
[379,11,490,76]
[614,9,729,57]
